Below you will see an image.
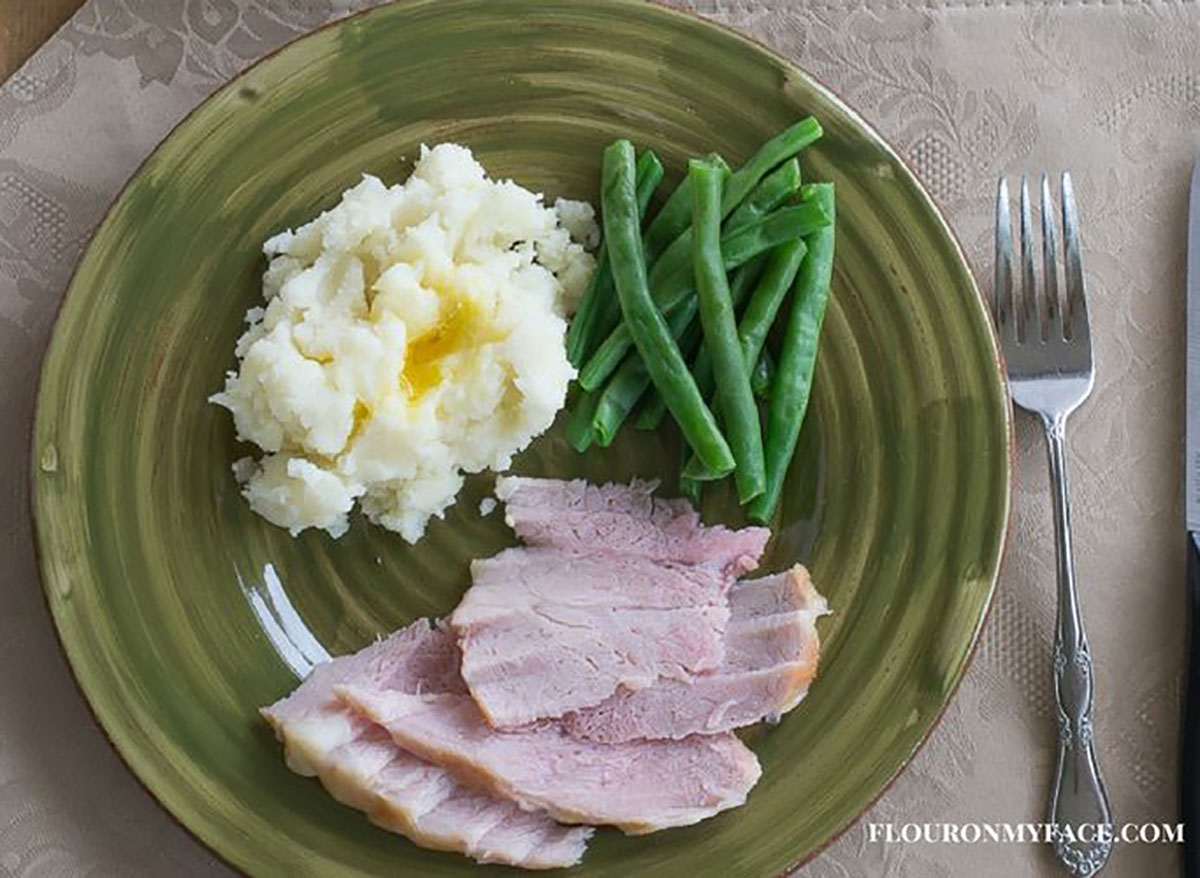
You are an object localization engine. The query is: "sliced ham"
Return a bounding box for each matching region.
[262,619,465,771]
[452,547,731,727]
[261,621,590,869]
[257,477,829,872]
[320,723,589,869]
[336,685,762,835]
[495,476,770,577]
[563,565,829,743]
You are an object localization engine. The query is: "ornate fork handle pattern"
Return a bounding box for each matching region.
[995,174,1112,875]
[1043,414,1113,877]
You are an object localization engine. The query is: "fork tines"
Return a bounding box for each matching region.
[993,172,1090,346]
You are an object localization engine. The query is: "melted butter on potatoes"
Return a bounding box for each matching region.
[211,143,596,542]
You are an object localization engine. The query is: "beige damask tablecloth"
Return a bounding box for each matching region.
[2,1,1196,875]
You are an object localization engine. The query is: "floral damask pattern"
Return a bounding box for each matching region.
[60,0,372,88]
[0,42,76,151]
[1,1,1196,876]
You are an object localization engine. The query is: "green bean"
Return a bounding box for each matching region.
[631,255,768,432]
[721,117,822,215]
[689,158,764,503]
[565,389,602,452]
[633,136,808,386]
[752,349,775,400]
[683,237,808,481]
[648,115,817,274]
[724,158,801,234]
[726,254,771,318]
[646,159,801,297]
[719,202,824,272]
[676,140,806,501]
[579,200,828,391]
[735,238,809,377]
[600,140,734,476]
[632,386,668,431]
[567,271,609,369]
[592,301,701,446]
[691,243,798,402]
[642,153,729,265]
[652,200,828,314]
[638,151,666,196]
[748,182,836,524]
[570,119,822,449]
[679,458,703,506]
[683,343,777,492]
[567,150,664,367]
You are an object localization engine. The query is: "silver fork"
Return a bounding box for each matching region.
[994,173,1113,876]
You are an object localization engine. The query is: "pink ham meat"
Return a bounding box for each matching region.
[563,565,829,743]
[494,476,770,577]
[336,685,762,835]
[452,478,771,728]
[452,547,733,727]
[261,620,591,870]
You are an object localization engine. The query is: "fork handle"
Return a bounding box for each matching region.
[1043,416,1113,876]
[1183,531,1200,876]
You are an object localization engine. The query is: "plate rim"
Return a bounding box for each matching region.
[28,0,1013,873]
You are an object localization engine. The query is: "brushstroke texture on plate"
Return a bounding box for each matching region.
[31,0,1010,874]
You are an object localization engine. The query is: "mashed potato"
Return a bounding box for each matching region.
[211,144,596,542]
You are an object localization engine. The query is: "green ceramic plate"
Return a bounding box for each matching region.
[32,1,1010,874]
